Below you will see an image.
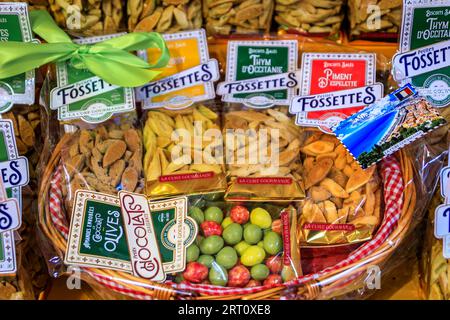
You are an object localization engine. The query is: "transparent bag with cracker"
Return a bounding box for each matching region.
[143,103,227,199]
[298,129,383,245]
[223,105,306,201]
[274,0,344,39]
[203,0,274,36]
[173,192,302,289]
[348,0,402,41]
[129,0,203,33]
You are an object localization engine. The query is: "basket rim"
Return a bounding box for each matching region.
[38,134,415,300]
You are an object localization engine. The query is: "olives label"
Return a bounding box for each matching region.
[295,53,377,132]
[221,40,298,108]
[0,2,35,112]
[51,34,135,123]
[149,196,188,273]
[399,0,450,107]
[138,30,219,110]
[65,190,132,273]
[119,191,166,281]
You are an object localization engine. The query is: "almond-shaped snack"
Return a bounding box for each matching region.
[143,104,227,199]
[60,116,144,215]
[298,130,382,245]
[224,106,306,201]
[348,0,402,40]
[204,0,274,35]
[130,0,202,32]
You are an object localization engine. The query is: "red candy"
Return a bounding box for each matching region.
[183,262,208,283]
[245,279,262,288]
[265,255,283,274]
[201,221,222,237]
[230,205,250,224]
[227,265,251,287]
[263,274,282,286]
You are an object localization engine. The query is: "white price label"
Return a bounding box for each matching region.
[435,205,450,238]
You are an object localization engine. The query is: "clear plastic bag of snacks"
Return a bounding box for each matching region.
[129,0,202,33]
[274,0,344,39]
[204,0,274,35]
[348,0,402,41]
[143,103,227,199]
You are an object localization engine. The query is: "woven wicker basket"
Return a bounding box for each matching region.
[38,133,415,300]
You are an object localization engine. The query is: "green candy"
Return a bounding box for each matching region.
[243,224,262,244]
[186,244,200,262]
[216,246,238,269]
[223,223,243,245]
[197,255,214,268]
[251,264,270,281]
[209,263,228,286]
[188,206,204,225]
[204,206,224,223]
[199,235,224,255]
[263,231,282,255]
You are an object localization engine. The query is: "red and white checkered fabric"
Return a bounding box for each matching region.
[47,155,405,299]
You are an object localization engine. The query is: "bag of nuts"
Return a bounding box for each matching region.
[274,0,344,39]
[48,0,126,34]
[348,0,402,40]
[203,0,274,36]
[129,0,202,33]
[143,104,227,199]
[298,129,383,245]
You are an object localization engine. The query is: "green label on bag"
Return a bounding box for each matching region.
[79,200,130,261]
[149,197,188,274]
[65,190,132,272]
[222,40,298,108]
[51,34,135,123]
[400,1,450,107]
[0,3,35,112]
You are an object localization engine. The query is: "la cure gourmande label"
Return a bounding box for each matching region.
[50,34,135,124]
[0,2,35,113]
[396,0,450,107]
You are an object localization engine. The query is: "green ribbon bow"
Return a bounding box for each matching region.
[0,10,169,87]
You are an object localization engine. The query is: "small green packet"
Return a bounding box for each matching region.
[0,2,35,113]
[50,34,136,124]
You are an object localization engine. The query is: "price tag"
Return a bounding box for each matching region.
[435,204,450,238]
[440,166,450,199]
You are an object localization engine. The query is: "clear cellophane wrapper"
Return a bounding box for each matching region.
[348,0,402,41]
[274,0,344,40]
[129,0,202,33]
[298,129,383,246]
[167,192,303,289]
[203,0,274,36]
[223,105,306,201]
[143,103,227,199]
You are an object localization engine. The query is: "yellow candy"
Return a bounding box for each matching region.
[240,245,265,267]
[250,208,272,229]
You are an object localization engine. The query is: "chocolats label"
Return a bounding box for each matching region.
[296,53,377,131]
[399,0,450,107]
[65,190,132,272]
[51,34,135,123]
[119,191,165,281]
[0,3,35,112]
[333,84,446,169]
[138,30,219,110]
[220,40,298,108]
[149,196,189,274]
